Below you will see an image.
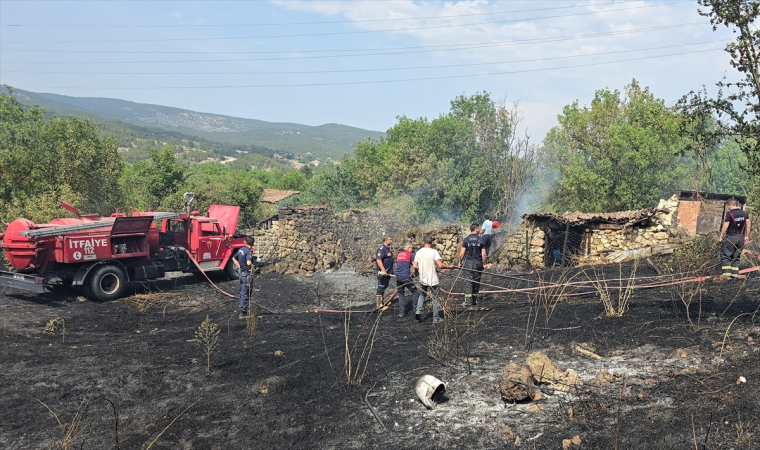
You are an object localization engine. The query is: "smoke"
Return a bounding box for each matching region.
[509,165,560,224]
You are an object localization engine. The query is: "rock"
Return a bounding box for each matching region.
[575,345,603,360]
[676,348,692,358]
[501,426,514,438]
[594,370,614,385]
[562,439,572,450]
[499,363,535,402]
[572,435,581,445]
[526,403,544,413]
[654,232,669,240]
[526,351,559,383]
[555,369,581,391]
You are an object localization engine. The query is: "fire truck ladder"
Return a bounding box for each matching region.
[19,212,180,238]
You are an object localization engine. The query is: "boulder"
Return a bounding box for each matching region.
[526,351,560,383]
[499,363,535,402]
[526,351,582,391]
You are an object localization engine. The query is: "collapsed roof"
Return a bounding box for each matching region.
[523,207,665,229]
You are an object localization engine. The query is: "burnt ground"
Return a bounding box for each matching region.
[2,260,760,449]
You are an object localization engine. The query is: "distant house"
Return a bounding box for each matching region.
[261,189,300,224]
[261,189,300,206]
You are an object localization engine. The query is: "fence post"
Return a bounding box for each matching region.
[561,222,570,267]
[525,229,530,265]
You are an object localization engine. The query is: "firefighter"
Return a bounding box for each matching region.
[395,242,417,317]
[460,223,487,306]
[234,236,256,319]
[719,199,751,278]
[375,236,394,309]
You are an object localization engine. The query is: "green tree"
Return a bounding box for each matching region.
[299,164,314,180]
[158,163,263,229]
[679,1,759,179]
[304,93,536,223]
[273,169,307,191]
[544,80,690,213]
[0,90,123,223]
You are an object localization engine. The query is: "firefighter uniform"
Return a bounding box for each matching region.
[721,208,749,277]
[462,233,484,306]
[237,245,253,315]
[376,243,394,307]
[395,248,417,317]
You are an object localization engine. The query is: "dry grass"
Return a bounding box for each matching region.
[584,260,638,317]
[246,303,259,335]
[664,238,714,328]
[36,395,89,450]
[193,315,221,375]
[342,310,383,388]
[424,277,488,370]
[44,317,66,343]
[120,290,208,315]
[524,266,576,348]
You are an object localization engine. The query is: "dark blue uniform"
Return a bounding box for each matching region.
[395,250,417,317]
[376,244,394,296]
[462,233,484,305]
[237,246,253,313]
[721,209,749,277]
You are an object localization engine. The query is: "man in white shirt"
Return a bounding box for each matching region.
[412,235,454,323]
[480,215,493,256]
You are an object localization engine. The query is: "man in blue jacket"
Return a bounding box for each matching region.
[395,243,417,317]
[233,236,256,319]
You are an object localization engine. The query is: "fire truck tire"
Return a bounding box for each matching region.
[82,282,94,299]
[88,265,126,301]
[225,258,240,280]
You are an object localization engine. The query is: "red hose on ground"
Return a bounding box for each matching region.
[184,249,277,314]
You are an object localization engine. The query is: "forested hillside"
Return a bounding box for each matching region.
[6,87,385,161]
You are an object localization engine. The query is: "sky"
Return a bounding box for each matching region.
[0,0,739,140]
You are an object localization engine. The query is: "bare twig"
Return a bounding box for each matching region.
[615,376,625,450]
[145,400,199,450]
[717,313,752,371]
[364,382,385,429]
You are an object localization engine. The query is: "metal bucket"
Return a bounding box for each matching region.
[416,375,445,409]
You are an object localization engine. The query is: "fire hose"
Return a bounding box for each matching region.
[185,246,759,314]
[184,249,277,314]
[437,262,758,297]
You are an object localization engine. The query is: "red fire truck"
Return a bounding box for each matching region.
[0,194,247,301]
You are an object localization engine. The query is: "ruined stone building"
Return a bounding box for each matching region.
[499,191,748,268]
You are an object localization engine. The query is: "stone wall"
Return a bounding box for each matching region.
[497,196,681,268]
[500,224,545,267]
[251,206,462,276]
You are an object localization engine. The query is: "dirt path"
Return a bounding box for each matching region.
[2,265,760,449]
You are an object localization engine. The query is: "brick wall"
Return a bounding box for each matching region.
[676,201,700,234]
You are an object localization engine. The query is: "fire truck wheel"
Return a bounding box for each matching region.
[88,265,126,301]
[225,258,240,280]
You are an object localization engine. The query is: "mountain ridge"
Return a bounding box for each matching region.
[6,87,385,160]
